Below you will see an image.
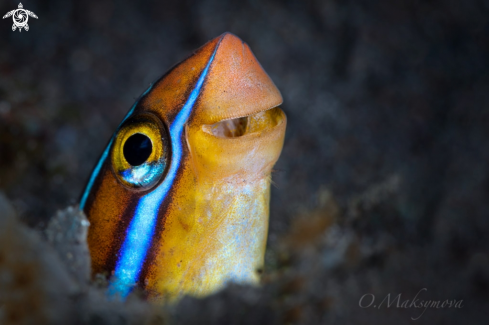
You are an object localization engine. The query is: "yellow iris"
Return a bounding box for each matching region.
[111,113,169,190]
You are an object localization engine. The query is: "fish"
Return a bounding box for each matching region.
[80,32,287,302]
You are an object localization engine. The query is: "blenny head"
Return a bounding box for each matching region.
[80,32,286,302]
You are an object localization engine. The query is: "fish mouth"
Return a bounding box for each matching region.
[202,106,285,138]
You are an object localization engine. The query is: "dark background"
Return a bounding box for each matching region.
[0,0,488,324]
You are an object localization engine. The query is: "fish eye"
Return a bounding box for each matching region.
[123,133,153,166]
[111,113,170,190]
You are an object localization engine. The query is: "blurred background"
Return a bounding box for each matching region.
[0,0,488,323]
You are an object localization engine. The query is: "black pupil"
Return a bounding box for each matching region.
[123,133,152,166]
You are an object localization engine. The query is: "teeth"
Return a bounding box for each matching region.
[205,116,248,138]
[203,107,283,138]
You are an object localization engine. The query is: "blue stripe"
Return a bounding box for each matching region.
[79,85,154,210]
[108,46,219,299]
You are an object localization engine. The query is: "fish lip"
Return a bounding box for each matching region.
[197,32,284,125]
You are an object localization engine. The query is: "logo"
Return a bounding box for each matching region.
[2,3,38,32]
[359,288,464,321]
